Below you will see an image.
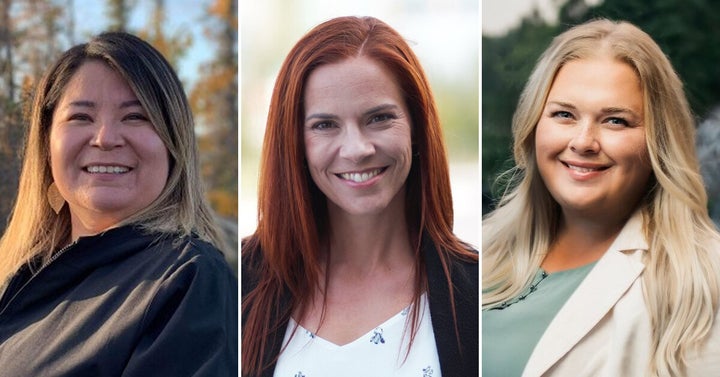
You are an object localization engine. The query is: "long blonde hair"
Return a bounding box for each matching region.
[483,19,720,376]
[0,32,226,283]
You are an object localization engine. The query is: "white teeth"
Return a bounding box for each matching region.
[567,164,600,173]
[340,169,382,183]
[86,165,129,174]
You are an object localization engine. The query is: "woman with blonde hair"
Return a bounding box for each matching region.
[483,19,720,376]
[0,32,237,375]
[242,16,478,377]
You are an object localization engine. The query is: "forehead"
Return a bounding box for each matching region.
[57,60,136,103]
[303,56,403,105]
[548,57,643,110]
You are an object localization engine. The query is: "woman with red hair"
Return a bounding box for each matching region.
[242,16,478,377]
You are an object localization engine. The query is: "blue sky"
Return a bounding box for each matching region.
[73,0,213,89]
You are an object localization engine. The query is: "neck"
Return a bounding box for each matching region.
[70,211,121,241]
[542,209,630,272]
[324,202,413,275]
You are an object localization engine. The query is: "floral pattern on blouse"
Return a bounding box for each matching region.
[275,296,441,377]
[422,365,434,376]
[291,366,436,376]
[304,328,315,339]
[370,327,385,344]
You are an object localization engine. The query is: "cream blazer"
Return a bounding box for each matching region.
[521,213,720,377]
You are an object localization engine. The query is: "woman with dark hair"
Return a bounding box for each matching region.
[0,32,237,376]
[242,16,478,377]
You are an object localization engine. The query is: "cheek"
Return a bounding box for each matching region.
[303,135,326,172]
[534,123,551,162]
[534,121,556,153]
[606,132,649,166]
[626,141,652,179]
[145,137,170,176]
[388,124,412,158]
[49,127,75,178]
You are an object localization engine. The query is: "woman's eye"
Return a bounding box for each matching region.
[123,113,149,122]
[311,121,335,130]
[369,113,395,123]
[551,110,573,119]
[606,117,629,127]
[68,113,92,122]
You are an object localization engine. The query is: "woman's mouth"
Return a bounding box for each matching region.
[337,168,385,183]
[84,165,131,174]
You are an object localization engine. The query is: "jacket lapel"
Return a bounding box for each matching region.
[522,213,647,377]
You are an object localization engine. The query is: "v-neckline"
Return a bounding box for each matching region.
[288,297,418,349]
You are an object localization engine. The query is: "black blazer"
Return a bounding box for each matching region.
[241,234,478,376]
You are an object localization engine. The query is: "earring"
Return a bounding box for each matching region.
[47,182,66,214]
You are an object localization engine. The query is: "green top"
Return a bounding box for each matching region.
[482,262,597,377]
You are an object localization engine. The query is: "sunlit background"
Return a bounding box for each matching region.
[240,0,480,246]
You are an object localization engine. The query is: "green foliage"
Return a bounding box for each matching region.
[564,0,720,118]
[482,13,558,195]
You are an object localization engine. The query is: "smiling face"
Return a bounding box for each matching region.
[303,56,413,219]
[50,60,169,239]
[535,56,652,222]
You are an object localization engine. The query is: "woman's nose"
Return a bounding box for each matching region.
[568,121,600,154]
[91,119,125,150]
[338,126,375,162]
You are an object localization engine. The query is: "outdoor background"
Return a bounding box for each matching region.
[0,0,238,270]
[482,0,720,224]
[241,0,480,247]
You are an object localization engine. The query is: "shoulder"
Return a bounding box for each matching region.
[137,233,238,330]
[422,236,478,311]
[122,235,238,376]
[148,233,235,276]
[124,233,238,305]
[423,237,478,288]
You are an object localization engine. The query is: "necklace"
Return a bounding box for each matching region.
[489,269,549,310]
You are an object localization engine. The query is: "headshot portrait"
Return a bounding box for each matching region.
[482,1,720,376]
[241,2,479,376]
[0,2,238,376]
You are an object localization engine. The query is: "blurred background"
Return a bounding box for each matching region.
[241,0,480,246]
[0,0,238,270]
[482,0,720,224]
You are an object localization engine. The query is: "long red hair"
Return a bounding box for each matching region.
[242,16,477,375]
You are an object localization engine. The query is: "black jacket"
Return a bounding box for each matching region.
[0,225,238,376]
[241,234,478,376]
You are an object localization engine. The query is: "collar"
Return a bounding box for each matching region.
[523,210,648,377]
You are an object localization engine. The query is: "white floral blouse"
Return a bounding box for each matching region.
[273,293,440,377]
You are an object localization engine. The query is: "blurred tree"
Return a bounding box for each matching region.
[560,0,720,119]
[106,0,132,31]
[0,0,19,232]
[190,0,238,220]
[136,0,191,70]
[482,9,558,209]
[697,109,720,221]
[0,0,65,231]
[1,0,16,102]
